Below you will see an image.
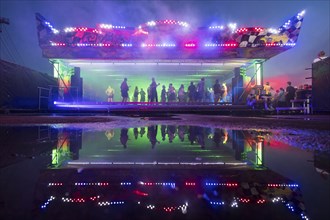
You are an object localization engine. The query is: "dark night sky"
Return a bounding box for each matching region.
[1,0,329,88]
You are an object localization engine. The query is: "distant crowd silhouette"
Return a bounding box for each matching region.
[106,77,228,104]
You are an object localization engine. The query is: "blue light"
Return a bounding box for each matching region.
[205,182,238,186]
[286,203,295,212]
[41,196,55,209]
[210,201,225,205]
[209,25,224,30]
[120,182,132,185]
[300,212,309,220]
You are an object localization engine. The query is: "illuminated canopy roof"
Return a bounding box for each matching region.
[35,11,305,60]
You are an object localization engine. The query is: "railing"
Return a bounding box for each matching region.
[38,87,51,110]
[38,126,51,142]
[276,97,312,114]
[49,85,79,102]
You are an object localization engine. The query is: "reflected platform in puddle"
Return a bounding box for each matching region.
[1,124,329,220]
[51,126,266,169]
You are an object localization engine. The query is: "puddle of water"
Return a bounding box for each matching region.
[0,124,329,220]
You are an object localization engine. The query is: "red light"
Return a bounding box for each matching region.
[254,27,264,32]
[184,43,196,48]
[185,182,196,186]
[257,199,266,204]
[239,198,250,203]
[236,28,248,33]
[142,182,153,185]
[133,190,149,196]
[265,43,276,47]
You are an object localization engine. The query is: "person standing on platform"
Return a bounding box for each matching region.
[178,84,185,103]
[221,83,227,102]
[120,78,129,102]
[105,85,114,102]
[196,78,205,102]
[140,88,146,102]
[168,83,176,102]
[285,81,295,106]
[150,77,160,102]
[208,88,214,103]
[273,89,280,106]
[188,81,196,103]
[276,88,286,107]
[262,82,273,110]
[213,79,221,104]
[161,85,167,103]
[147,86,151,102]
[133,86,139,102]
[263,82,272,95]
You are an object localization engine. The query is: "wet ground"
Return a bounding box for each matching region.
[0,114,329,220]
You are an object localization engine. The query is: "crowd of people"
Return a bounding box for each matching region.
[106,77,312,109]
[105,125,229,149]
[246,81,312,110]
[106,77,228,104]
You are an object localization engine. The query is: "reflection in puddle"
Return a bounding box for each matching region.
[0,125,329,220]
[50,126,269,169]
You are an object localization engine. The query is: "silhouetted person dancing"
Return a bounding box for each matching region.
[120,78,129,102]
[120,128,129,148]
[161,85,166,103]
[188,81,196,103]
[140,88,146,102]
[196,78,205,102]
[150,77,160,102]
[133,86,139,102]
[213,79,221,104]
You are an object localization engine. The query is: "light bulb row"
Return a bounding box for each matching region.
[40,196,55,209]
[98,201,125,206]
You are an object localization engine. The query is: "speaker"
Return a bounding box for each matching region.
[50,86,59,106]
[70,77,83,100]
[232,130,245,160]
[70,67,83,101]
[69,130,82,160]
[232,72,243,104]
[312,57,330,112]
[50,86,59,100]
